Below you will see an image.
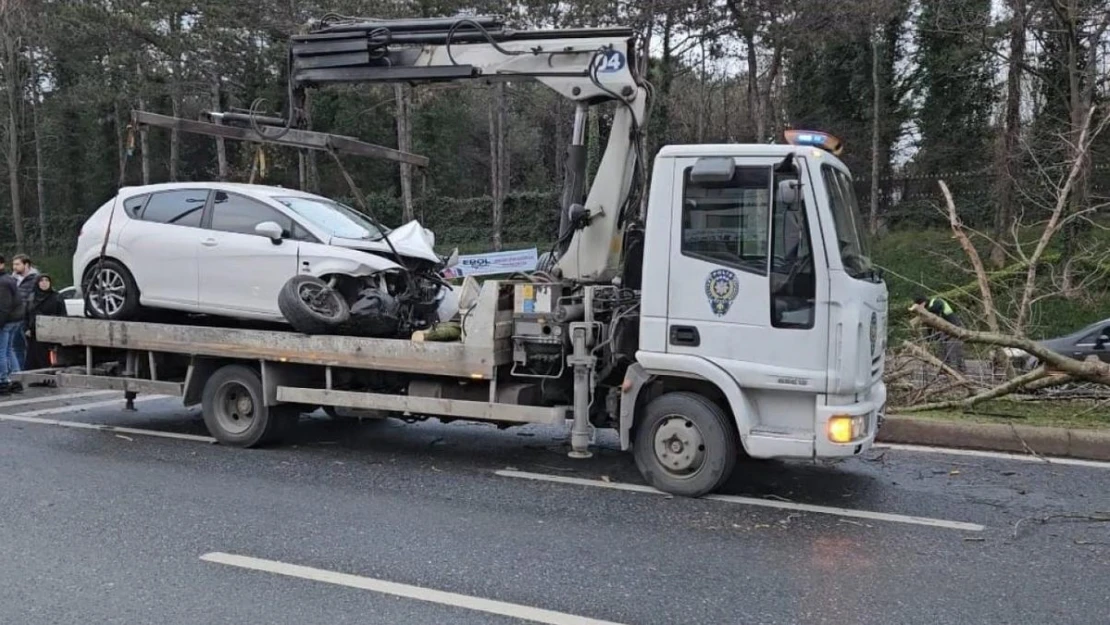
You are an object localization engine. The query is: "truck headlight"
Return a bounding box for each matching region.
[828,414,866,443]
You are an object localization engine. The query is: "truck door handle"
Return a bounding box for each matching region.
[202,238,218,247]
[670,325,700,347]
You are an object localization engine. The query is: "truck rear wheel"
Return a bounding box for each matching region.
[633,392,738,497]
[201,364,298,447]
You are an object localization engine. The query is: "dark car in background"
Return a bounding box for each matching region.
[1005,318,1110,369]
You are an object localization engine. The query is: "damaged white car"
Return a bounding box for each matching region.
[73,182,459,337]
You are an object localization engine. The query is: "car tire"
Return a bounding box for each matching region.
[633,392,739,497]
[278,275,351,334]
[201,364,299,447]
[82,259,141,321]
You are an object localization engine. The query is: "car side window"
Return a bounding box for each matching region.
[140,190,208,227]
[210,191,293,237]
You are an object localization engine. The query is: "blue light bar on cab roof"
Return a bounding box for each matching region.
[783,129,843,156]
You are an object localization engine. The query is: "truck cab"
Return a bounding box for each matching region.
[625,132,887,493]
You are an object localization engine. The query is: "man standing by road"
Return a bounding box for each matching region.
[10,254,38,370]
[913,293,966,373]
[0,255,26,394]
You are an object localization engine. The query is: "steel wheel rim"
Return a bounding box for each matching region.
[297,282,341,318]
[214,381,256,435]
[652,415,707,479]
[89,268,127,317]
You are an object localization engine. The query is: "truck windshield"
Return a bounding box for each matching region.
[820,165,876,281]
[274,196,388,241]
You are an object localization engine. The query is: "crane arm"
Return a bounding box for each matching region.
[289,15,650,282]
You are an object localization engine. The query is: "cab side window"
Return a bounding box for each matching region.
[770,174,815,329]
[680,165,771,276]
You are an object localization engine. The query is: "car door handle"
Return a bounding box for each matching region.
[670,325,700,347]
[202,238,218,247]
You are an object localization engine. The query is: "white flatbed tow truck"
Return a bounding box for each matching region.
[15,15,888,497]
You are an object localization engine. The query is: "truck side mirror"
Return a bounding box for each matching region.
[689,157,735,184]
[777,179,800,205]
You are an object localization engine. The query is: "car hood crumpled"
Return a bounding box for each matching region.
[328,221,440,264]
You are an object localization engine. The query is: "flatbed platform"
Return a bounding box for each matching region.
[35,315,509,379]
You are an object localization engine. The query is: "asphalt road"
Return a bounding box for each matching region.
[1,387,1108,625]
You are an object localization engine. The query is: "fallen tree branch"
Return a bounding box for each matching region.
[901,340,976,388]
[909,306,1110,385]
[938,179,999,334]
[901,366,1048,413]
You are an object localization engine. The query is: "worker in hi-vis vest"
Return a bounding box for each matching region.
[913,294,966,372]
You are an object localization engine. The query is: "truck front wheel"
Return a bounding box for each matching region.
[633,392,739,497]
[201,364,298,447]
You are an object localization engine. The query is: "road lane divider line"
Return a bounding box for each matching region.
[874,443,1110,470]
[495,469,986,532]
[0,389,118,408]
[0,412,215,442]
[200,552,628,625]
[11,395,172,417]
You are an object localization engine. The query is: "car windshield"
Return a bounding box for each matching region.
[273,196,388,241]
[821,164,877,281]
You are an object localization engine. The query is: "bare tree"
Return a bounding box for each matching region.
[395,83,414,223]
[488,82,509,251]
[0,0,25,248]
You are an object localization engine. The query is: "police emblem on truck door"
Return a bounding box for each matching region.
[705,269,739,317]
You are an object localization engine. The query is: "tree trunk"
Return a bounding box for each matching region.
[869,29,882,235]
[488,83,508,251]
[32,89,44,252]
[990,0,1025,268]
[394,83,414,222]
[115,100,127,188]
[169,13,182,183]
[169,93,180,182]
[743,30,763,141]
[304,90,319,192]
[211,74,228,181]
[137,95,151,184]
[5,27,23,249]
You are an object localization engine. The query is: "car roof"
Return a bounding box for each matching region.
[116,181,324,201]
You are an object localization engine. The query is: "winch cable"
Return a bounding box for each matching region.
[88,122,137,316]
[323,145,412,276]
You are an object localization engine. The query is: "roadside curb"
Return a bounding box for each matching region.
[877,416,1110,461]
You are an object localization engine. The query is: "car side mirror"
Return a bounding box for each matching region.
[255,221,284,244]
[1097,334,1109,350]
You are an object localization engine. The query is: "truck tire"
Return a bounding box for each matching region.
[278,275,350,334]
[633,392,739,497]
[201,364,299,447]
[83,259,141,321]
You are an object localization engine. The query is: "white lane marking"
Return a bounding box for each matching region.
[11,394,171,417]
[874,443,1110,470]
[201,552,627,625]
[0,389,117,408]
[495,470,985,532]
[0,412,216,443]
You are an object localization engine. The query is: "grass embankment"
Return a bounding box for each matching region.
[907,400,1110,430]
